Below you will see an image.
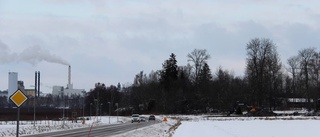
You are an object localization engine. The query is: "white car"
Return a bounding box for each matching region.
[131,114,140,123]
[139,116,146,122]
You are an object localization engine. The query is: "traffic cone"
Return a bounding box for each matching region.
[163,117,167,122]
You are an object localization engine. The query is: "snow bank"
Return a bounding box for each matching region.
[0,116,130,137]
[113,115,179,137]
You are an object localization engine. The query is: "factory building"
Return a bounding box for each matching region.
[18,81,25,92]
[24,89,36,97]
[7,72,36,99]
[52,65,85,97]
[8,72,18,100]
[0,90,8,97]
[52,85,85,97]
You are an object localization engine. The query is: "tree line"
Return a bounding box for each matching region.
[68,38,320,115]
[112,38,320,114]
[2,38,318,116]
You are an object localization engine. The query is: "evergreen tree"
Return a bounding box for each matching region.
[197,63,213,112]
[160,53,179,113]
[160,53,178,89]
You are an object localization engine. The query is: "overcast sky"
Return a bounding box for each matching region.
[0,0,319,93]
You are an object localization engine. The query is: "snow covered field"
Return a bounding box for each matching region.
[1,115,320,137]
[174,120,320,137]
[173,116,320,137]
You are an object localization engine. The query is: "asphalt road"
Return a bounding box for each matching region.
[21,120,159,137]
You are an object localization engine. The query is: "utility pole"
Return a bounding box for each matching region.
[90,103,92,119]
[94,99,98,122]
[108,102,111,124]
[116,103,118,122]
[100,103,103,121]
[34,71,40,127]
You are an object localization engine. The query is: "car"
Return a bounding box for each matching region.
[131,114,140,123]
[139,116,146,122]
[148,115,155,120]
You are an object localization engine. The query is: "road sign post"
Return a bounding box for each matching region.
[10,89,28,137]
[17,107,20,137]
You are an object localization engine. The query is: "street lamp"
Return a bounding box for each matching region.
[115,103,118,122]
[108,102,111,124]
[30,85,36,127]
[94,99,98,122]
[82,103,84,118]
[90,103,93,119]
[82,91,86,119]
[100,103,103,121]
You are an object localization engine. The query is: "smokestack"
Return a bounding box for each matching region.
[38,71,40,97]
[35,71,37,98]
[68,65,71,85]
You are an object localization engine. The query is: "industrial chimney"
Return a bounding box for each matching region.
[34,71,40,97]
[67,65,73,89]
[68,65,71,85]
[38,71,40,97]
[35,71,37,97]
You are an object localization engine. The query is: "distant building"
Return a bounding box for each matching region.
[0,90,8,97]
[286,98,314,108]
[18,81,25,92]
[52,86,64,96]
[52,84,85,97]
[8,72,18,100]
[24,89,36,97]
[52,65,86,97]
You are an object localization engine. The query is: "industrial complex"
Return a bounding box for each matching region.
[2,65,85,100]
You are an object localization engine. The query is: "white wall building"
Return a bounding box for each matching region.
[52,86,64,96]
[8,72,18,100]
[52,84,85,97]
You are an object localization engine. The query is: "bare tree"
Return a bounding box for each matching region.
[298,48,317,108]
[287,56,300,94]
[187,49,211,83]
[246,38,282,109]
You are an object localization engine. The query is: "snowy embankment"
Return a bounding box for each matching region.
[0,115,179,137]
[112,115,180,137]
[0,116,131,137]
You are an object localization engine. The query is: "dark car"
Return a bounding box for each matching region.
[149,115,155,120]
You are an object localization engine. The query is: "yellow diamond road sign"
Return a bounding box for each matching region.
[10,89,28,107]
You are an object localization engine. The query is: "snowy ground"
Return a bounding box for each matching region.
[1,114,320,137]
[0,116,131,137]
[172,115,320,137]
[0,115,176,137]
[113,115,179,137]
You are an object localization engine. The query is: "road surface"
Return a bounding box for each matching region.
[22,121,159,137]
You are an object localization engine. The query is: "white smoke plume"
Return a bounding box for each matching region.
[0,40,69,66]
[0,40,15,64]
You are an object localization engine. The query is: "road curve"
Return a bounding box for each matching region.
[21,121,159,137]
